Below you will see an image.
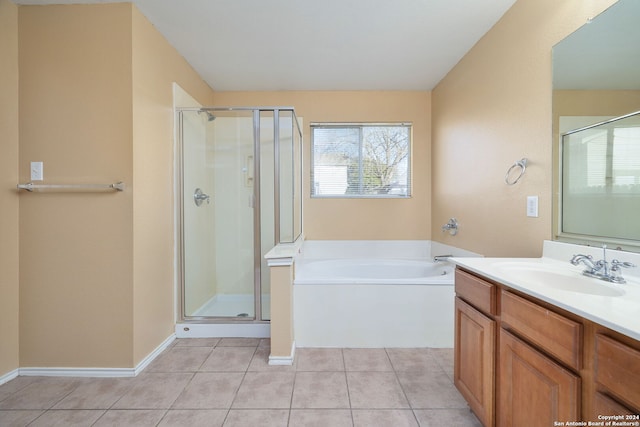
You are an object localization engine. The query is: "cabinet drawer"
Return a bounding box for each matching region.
[595,334,640,410]
[455,269,496,315]
[501,290,582,370]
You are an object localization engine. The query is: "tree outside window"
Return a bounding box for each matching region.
[311,124,411,198]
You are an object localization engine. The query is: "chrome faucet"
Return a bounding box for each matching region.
[570,245,636,284]
[433,254,453,262]
[441,218,458,236]
[569,254,597,270]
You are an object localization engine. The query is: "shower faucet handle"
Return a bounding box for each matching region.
[194,188,211,206]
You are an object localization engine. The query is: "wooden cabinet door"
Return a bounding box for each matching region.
[498,329,580,427]
[454,297,496,427]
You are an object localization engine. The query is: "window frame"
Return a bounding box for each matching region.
[310,122,412,199]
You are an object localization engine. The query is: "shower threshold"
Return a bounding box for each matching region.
[191,294,271,318]
[175,322,270,339]
[177,294,271,338]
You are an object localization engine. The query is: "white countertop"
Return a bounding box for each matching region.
[451,253,640,341]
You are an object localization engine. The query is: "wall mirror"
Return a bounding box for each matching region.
[552,0,640,252]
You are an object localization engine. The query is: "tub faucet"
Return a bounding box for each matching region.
[441,218,458,236]
[570,245,636,284]
[433,255,453,262]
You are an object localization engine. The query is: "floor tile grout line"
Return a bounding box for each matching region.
[387,348,418,412]
[226,346,254,412]
[1,346,466,425]
[339,349,357,426]
[287,369,297,426]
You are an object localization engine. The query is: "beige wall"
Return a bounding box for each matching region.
[0,0,20,377]
[214,91,431,240]
[131,6,214,365]
[19,3,135,368]
[553,90,640,121]
[431,0,617,257]
[269,265,294,358]
[12,3,214,371]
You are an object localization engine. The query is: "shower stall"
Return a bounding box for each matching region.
[176,107,302,331]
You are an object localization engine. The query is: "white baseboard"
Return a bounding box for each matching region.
[0,368,19,386]
[18,366,137,378]
[17,334,176,378]
[133,333,176,376]
[268,341,296,366]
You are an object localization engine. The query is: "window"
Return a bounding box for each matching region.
[311,123,411,198]
[560,113,640,242]
[563,124,640,195]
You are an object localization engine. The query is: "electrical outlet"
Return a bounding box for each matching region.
[30,161,43,181]
[527,196,539,217]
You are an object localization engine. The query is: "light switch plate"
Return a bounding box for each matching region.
[30,161,43,181]
[527,195,539,217]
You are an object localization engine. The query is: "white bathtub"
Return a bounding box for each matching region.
[293,242,470,348]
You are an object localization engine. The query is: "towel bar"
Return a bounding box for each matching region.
[17,182,125,192]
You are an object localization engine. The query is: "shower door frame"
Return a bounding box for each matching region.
[175,106,301,324]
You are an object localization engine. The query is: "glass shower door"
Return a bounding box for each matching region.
[180,109,256,319]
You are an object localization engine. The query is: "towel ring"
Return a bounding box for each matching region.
[505,158,527,185]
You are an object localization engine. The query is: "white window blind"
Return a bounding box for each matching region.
[564,125,640,194]
[311,124,411,198]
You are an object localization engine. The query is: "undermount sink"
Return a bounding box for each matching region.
[492,262,626,297]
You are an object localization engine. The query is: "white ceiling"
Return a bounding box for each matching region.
[14,0,517,91]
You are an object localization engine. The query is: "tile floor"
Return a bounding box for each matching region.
[0,338,481,426]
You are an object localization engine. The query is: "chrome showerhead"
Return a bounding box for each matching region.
[198,109,216,122]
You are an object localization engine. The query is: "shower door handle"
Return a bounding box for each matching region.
[194,188,211,206]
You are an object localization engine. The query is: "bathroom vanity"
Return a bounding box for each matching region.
[452,243,640,427]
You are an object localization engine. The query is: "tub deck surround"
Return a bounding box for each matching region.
[264,238,305,366]
[293,241,481,348]
[298,240,480,261]
[264,237,305,267]
[451,240,640,340]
